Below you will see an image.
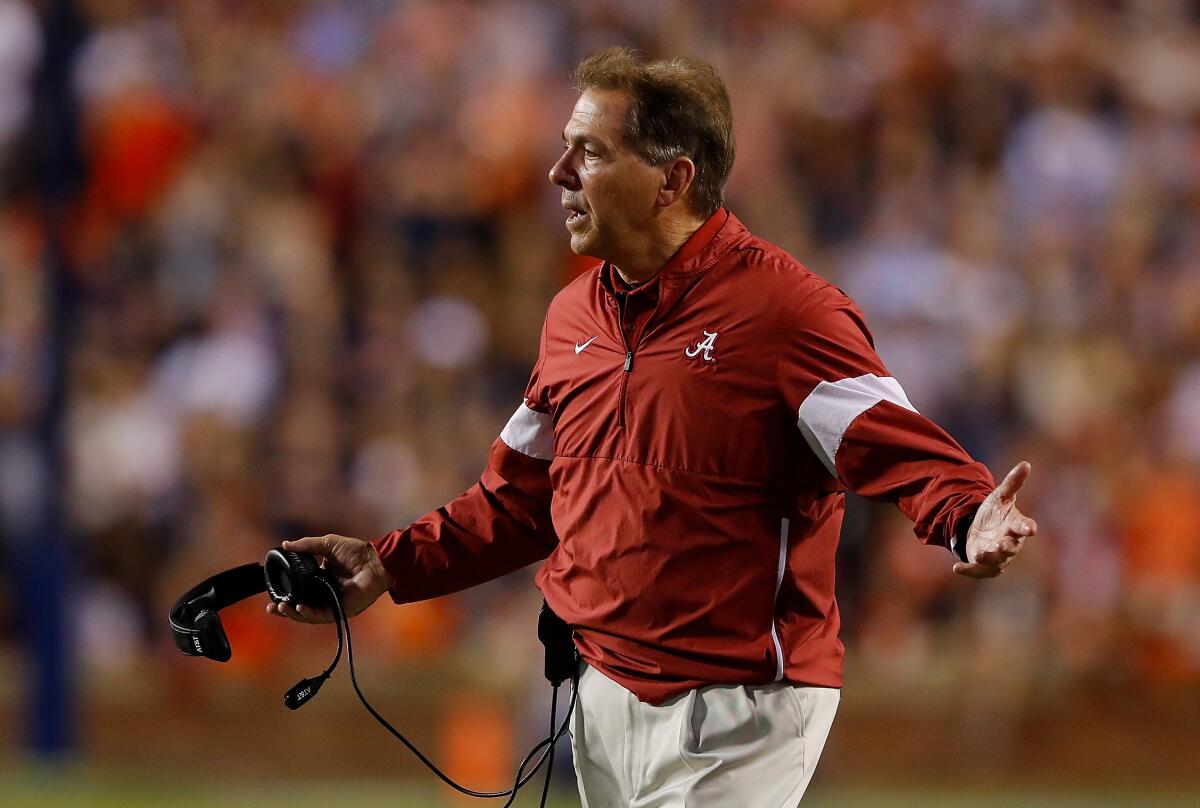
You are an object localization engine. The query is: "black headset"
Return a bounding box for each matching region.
[170,547,577,806]
[170,549,333,663]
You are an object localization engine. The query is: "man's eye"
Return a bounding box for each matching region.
[583,148,598,158]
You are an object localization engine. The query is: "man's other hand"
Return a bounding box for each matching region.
[265,534,392,623]
[954,461,1039,579]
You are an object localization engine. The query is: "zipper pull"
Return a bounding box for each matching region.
[624,351,633,372]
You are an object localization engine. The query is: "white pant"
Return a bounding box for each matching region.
[568,665,840,807]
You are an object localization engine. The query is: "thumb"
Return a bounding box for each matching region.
[282,535,339,558]
[994,460,1031,501]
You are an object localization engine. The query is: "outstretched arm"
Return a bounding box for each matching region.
[778,286,1042,577]
[778,284,997,558]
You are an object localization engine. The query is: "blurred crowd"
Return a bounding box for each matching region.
[2,0,1199,767]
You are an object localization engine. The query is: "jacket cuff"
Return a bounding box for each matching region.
[949,508,978,563]
[369,531,406,603]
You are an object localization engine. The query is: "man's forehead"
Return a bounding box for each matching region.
[564,88,629,140]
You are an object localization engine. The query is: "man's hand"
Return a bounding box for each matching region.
[954,461,1039,579]
[265,534,392,624]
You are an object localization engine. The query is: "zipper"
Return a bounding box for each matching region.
[616,297,634,428]
[613,280,660,429]
[616,351,633,427]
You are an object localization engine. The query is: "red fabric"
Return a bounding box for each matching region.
[373,210,994,704]
[371,436,557,603]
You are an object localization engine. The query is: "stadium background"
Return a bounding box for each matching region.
[1,0,1198,805]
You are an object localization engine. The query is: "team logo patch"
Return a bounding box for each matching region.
[684,329,718,362]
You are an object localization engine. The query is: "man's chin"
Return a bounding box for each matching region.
[569,232,599,258]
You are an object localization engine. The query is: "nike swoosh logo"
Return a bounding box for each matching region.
[575,336,599,354]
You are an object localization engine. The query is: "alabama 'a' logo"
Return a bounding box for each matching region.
[684,329,718,362]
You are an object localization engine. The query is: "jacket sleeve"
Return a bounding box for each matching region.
[370,328,557,604]
[776,282,994,557]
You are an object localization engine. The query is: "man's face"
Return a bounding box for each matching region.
[549,88,665,260]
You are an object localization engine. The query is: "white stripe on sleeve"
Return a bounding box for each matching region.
[796,373,917,475]
[499,403,554,460]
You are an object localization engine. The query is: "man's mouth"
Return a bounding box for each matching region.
[564,202,589,228]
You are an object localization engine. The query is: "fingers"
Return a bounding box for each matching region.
[955,557,1012,576]
[265,599,334,624]
[294,603,334,623]
[953,561,1003,579]
[994,539,1020,558]
[957,532,1023,577]
[974,546,1013,566]
[997,511,1037,552]
[267,535,355,624]
[994,460,1031,501]
[958,523,1033,580]
[282,535,339,558]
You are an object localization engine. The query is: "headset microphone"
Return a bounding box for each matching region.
[284,675,327,710]
[262,547,343,710]
[170,547,577,807]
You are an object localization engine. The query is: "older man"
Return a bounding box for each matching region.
[270,47,1038,806]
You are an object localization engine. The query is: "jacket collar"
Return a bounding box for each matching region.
[599,209,749,306]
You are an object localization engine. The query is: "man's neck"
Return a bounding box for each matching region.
[613,213,708,285]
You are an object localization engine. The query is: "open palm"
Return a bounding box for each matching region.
[954,461,1039,579]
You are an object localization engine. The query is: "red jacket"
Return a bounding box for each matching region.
[373,210,994,704]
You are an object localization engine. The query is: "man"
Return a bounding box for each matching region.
[268,48,1038,806]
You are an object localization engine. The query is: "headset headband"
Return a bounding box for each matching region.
[169,562,267,661]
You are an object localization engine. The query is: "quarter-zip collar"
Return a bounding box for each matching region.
[599,208,749,318]
[604,206,734,294]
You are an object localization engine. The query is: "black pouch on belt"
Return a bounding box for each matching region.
[538,600,578,685]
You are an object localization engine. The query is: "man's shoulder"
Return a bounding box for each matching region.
[549,263,603,305]
[727,230,847,310]
[540,263,604,328]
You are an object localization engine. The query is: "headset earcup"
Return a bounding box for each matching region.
[194,610,232,662]
[264,549,287,603]
[264,547,330,606]
[284,550,318,585]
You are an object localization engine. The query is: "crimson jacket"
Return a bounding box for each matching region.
[372,209,995,704]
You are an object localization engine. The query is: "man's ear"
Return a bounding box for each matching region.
[657,156,696,208]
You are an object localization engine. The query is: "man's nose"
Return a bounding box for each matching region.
[548,151,578,189]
